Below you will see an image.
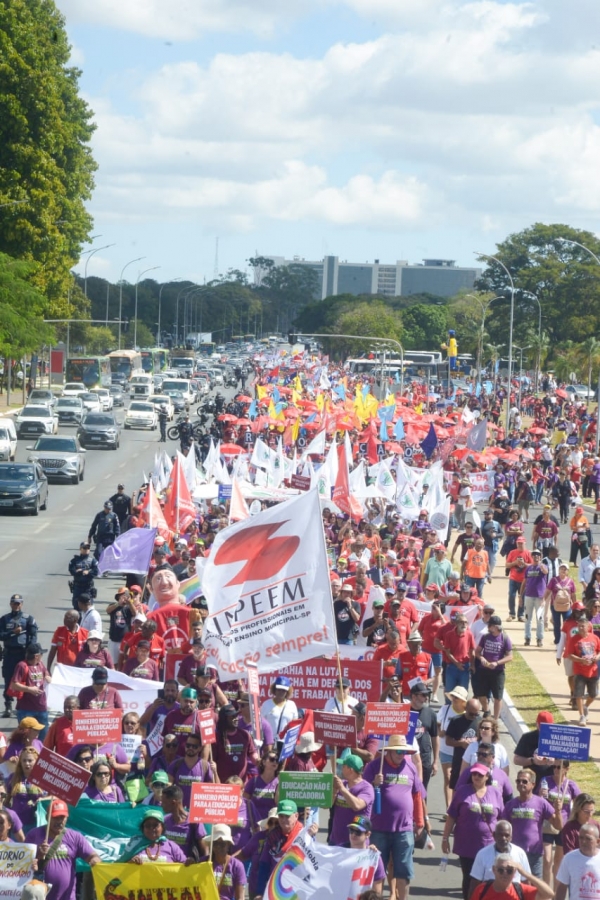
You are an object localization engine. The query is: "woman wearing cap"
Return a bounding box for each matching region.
[121,808,187,864]
[123,641,160,681]
[544,564,577,645]
[10,644,51,737]
[260,677,298,743]
[208,823,247,900]
[6,747,43,833]
[330,754,374,846]
[177,639,208,687]
[141,769,170,806]
[85,760,125,802]
[73,631,114,670]
[4,717,44,764]
[474,617,513,719]
[442,763,505,899]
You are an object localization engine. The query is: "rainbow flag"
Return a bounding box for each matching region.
[179,572,203,605]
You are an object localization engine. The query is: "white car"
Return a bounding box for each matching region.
[55,397,84,425]
[91,388,114,411]
[15,405,59,438]
[566,384,596,402]
[62,383,87,398]
[80,392,103,413]
[28,389,56,408]
[147,395,175,420]
[124,401,158,430]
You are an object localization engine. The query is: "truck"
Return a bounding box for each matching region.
[185,332,212,350]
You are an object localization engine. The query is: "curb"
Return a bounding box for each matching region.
[501,688,529,744]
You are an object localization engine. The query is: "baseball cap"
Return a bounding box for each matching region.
[341,754,364,773]
[129,585,143,594]
[91,667,108,683]
[104,500,113,509]
[373,597,385,607]
[470,763,489,777]
[142,808,164,824]
[19,716,44,730]
[273,676,292,689]
[278,799,298,815]
[115,586,130,596]
[49,800,69,817]
[151,771,170,785]
[537,711,554,726]
[396,582,408,592]
[118,483,125,489]
[10,594,23,603]
[384,588,395,595]
[337,676,351,688]
[180,687,197,699]
[80,541,91,549]
[488,615,502,627]
[348,815,372,833]
[572,602,585,611]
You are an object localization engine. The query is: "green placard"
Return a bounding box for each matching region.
[279,772,334,808]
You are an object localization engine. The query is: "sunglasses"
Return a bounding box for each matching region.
[265,756,278,763]
[96,771,111,777]
[477,752,492,758]
[185,744,201,750]
[78,756,93,763]
[496,867,515,875]
[516,779,530,785]
[165,742,178,748]
[348,829,363,835]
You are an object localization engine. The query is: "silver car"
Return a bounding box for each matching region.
[27,435,86,484]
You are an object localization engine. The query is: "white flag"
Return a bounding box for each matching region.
[375,459,397,502]
[301,429,326,460]
[251,437,275,470]
[202,490,337,676]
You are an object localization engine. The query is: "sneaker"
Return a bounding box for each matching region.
[537,639,543,648]
[507,615,515,622]
[518,616,525,622]
[578,715,587,726]
[524,638,531,646]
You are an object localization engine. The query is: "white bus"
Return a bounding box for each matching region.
[347,351,443,376]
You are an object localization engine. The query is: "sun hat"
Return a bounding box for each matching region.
[212,824,234,843]
[447,686,469,701]
[296,732,322,754]
[387,734,416,753]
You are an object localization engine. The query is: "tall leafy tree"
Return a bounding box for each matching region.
[0,252,55,358]
[0,0,96,313]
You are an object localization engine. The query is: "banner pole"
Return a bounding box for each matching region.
[45,798,53,842]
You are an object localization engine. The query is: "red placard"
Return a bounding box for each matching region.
[165,653,187,682]
[246,664,260,696]
[198,708,216,745]
[257,660,382,708]
[364,702,411,735]
[290,474,310,491]
[72,708,122,744]
[313,711,357,747]
[189,783,241,824]
[29,746,90,806]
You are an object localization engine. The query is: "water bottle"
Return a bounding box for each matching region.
[540,778,548,799]
[374,787,381,815]
[439,856,448,872]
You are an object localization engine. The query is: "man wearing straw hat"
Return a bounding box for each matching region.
[363,734,426,900]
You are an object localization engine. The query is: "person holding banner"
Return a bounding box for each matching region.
[28,800,100,900]
[330,754,375,846]
[254,799,304,896]
[168,731,216,806]
[120,808,187,864]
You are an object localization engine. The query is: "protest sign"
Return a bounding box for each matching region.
[120,733,142,762]
[247,663,262,744]
[538,723,591,761]
[313,712,357,747]
[364,702,411,735]
[72,708,122,744]
[29,746,90,806]
[0,842,36,900]
[279,772,334,808]
[279,724,301,761]
[257,659,382,708]
[189,783,241,824]
[93,861,218,900]
[48,664,162,715]
[198,708,216,745]
[202,490,338,677]
[145,715,165,758]
[218,484,232,501]
[164,653,188,682]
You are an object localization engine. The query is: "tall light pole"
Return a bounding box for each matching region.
[519,290,543,392]
[118,257,145,349]
[134,266,160,349]
[475,251,515,431]
[464,293,506,384]
[513,344,532,413]
[175,285,198,346]
[83,243,115,298]
[157,277,183,347]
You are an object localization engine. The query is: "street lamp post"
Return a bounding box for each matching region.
[118,257,146,349]
[134,267,161,349]
[519,290,543,392]
[157,277,183,347]
[83,243,116,298]
[174,285,195,347]
[513,345,532,413]
[464,293,506,384]
[475,252,515,431]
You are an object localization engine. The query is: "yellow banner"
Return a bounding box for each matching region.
[92,861,219,900]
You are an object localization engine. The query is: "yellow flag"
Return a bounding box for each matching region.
[268,400,277,418]
[316,393,324,411]
[294,375,302,392]
[93,861,219,900]
[256,385,268,400]
[292,417,300,442]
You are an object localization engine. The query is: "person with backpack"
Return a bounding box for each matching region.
[543,563,577,646]
[469,851,553,900]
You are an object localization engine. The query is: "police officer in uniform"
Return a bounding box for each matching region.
[177,414,194,452]
[68,541,99,609]
[109,484,132,526]
[158,404,169,442]
[0,594,38,717]
[88,500,120,561]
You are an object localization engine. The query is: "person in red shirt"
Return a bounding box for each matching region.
[118,620,165,671]
[43,695,79,757]
[373,628,406,680]
[557,603,588,708]
[470,853,552,900]
[570,616,600,726]
[384,584,419,623]
[46,611,89,670]
[418,600,448,698]
[395,632,433,698]
[505,537,533,621]
[434,614,475,694]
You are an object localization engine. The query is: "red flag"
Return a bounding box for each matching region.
[366,422,379,465]
[230,478,250,522]
[332,441,352,516]
[163,456,196,533]
[139,480,170,541]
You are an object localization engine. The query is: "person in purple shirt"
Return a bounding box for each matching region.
[502,767,562,877]
[403,571,422,602]
[77,666,123,710]
[139,678,180,736]
[520,550,549,647]
[343,815,386,890]
[4,716,44,763]
[7,747,44,832]
[28,800,100,900]
[0,781,25,840]
[208,823,247,900]
[84,760,125,802]
[442,764,505,900]
[123,641,160,680]
[120,808,187,864]
[167,732,214,807]
[243,752,280,823]
[161,784,206,856]
[227,775,252,850]
[474,617,513,719]
[330,754,375,846]
[454,743,514,804]
[146,733,180,778]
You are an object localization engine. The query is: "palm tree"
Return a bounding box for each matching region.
[578,337,600,401]
[526,331,550,392]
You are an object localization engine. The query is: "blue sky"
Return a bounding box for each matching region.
[57,0,600,286]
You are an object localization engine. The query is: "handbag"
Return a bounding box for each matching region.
[6,663,28,700]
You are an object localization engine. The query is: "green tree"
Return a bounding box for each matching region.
[0,251,54,361]
[329,302,403,358]
[577,337,600,397]
[400,304,447,350]
[125,320,155,350]
[0,0,96,313]
[81,325,116,355]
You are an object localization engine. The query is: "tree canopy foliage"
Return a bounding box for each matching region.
[0,0,96,314]
[0,252,54,357]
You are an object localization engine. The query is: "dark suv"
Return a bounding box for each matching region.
[0,463,48,515]
[77,413,120,450]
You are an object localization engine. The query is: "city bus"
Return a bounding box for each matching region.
[347,350,443,377]
[141,348,168,374]
[108,349,143,383]
[65,356,112,389]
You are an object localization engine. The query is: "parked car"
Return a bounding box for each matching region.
[91,388,114,411]
[28,389,56,408]
[124,401,158,430]
[27,435,86,484]
[62,383,87,398]
[0,462,48,515]
[15,405,59,438]
[108,384,125,407]
[77,413,120,450]
[566,384,596,402]
[55,397,84,425]
[80,392,103,413]
[0,420,17,461]
[147,395,174,420]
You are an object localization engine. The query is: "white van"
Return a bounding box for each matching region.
[161,378,195,407]
[129,374,153,399]
[0,419,18,461]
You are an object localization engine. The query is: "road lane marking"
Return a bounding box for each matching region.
[63,504,74,511]
[0,549,15,562]
[85,487,95,494]
[34,523,50,534]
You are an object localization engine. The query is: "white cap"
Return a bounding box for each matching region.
[87,630,104,641]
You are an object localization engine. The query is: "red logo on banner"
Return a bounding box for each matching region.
[214,523,300,586]
[72,709,122,744]
[364,702,411,735]
[189,783,241,824]
[198,708,216,745]
[29,746,90,806]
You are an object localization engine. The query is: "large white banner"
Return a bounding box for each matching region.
[47,665,162,714]
[202,489,337,677]
[264,828,379,900]
[0,842,36,900]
